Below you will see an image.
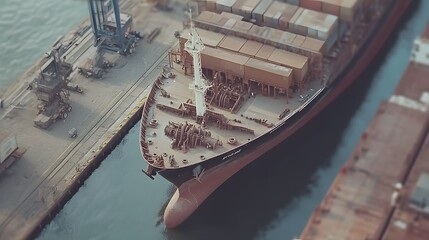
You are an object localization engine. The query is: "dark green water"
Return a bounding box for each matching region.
[38,1,429,239]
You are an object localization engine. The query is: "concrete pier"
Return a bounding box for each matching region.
[0,1,186,238]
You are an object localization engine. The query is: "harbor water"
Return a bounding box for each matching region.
[0,0,86,94]
[1,0,428,239]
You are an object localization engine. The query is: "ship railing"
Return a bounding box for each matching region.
[140,73,164,164]
[270,87,324,134]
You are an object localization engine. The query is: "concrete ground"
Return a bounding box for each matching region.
[0,0,188,238]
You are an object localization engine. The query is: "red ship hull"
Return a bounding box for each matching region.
[162,0,413,228]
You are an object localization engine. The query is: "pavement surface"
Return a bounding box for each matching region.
[0,0,188,238]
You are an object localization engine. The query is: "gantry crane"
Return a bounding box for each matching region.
[87,0,139,55]
[79,0,141,78]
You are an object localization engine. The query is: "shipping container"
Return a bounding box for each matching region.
[193,10,324,70]
[279,31,297,45]
[232,20,254,32]
[219,35,247,52]
[0,133,17,164]
[218,17,237,29]
[288,7,304,33]
[319,0,362,24]
[293,9,338,41]
[201,47,249,77]
[239,40,263,56]
[286,0,300,5]
[220,11,244,20]
[206,0,218,12]
[278,3,299,30]
[255,44,275,60]
[244,58,292,89]
[263,1,288,28]
[232,0,261,19]
[266,28,284,44]
[206,12,223,24]
[321,0,340,16]
[268,49,308,81]
[301,37,325,52]
[251,0,273,23]
[231,0,246,15]
[255,26,271,38]
[216,0,237,13]
[292,34,306,47]
[300,0,322,11]
[197,11,216,23]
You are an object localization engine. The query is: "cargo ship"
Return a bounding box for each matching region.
[139,0,412,228]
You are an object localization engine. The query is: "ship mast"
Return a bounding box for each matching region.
[184,9,210,123]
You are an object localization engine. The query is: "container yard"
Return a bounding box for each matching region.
[300,23,429,240]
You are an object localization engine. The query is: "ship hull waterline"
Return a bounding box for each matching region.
[148,0,412,228]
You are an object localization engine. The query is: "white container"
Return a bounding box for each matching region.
[252,0,273,23]
[0,134,17,164]
[216,0,238,13]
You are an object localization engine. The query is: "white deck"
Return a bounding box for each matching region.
[143,66,323,169]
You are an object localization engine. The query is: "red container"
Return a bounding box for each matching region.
[300,0,322,11]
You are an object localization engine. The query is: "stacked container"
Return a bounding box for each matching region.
[251,0,273,24]
[216,0,237,13]
[319,0,362,24]
[278,4,299,30]
[218,16,238,29]
[291,8,338,48]
[201,47,249,77]
[239,40,263,56]
[268,49,308,82]
[219,35,247,52]
[285,0,300,5]
[300,0,322,11]
[263,2,297,28]
[244,58,292,90]
[232,0,261,20]
[206,0,218,12]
